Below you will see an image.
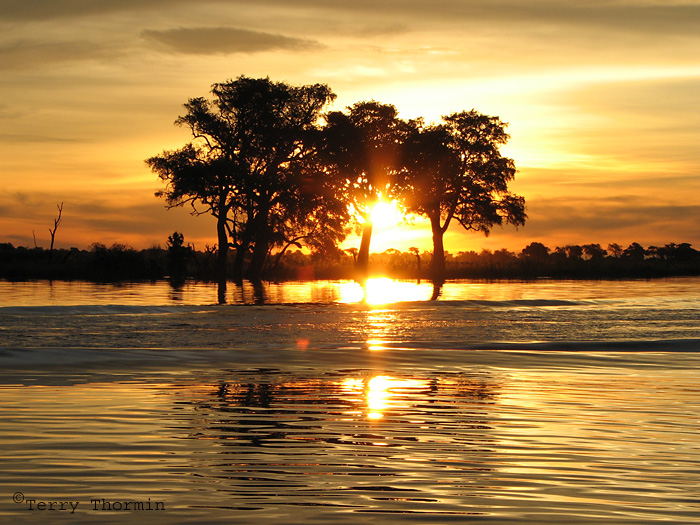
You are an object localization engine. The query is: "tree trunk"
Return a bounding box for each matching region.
[430,214,446,285]
[216,214,228,304]
[252,280,266,305]
[355,222,373,282]
[430,281,443,301]
[232,239,248,285]
[248,208,270,282]
[249,237,269,282]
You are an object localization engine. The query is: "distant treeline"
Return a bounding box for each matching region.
[1,238,698,282]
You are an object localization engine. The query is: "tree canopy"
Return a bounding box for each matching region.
[147,76,346,291]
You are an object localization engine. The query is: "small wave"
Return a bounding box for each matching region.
[2,338,698,371]
[428,298,591,308]
[0,298,597,314]
[0,304,198,315]
[391,338,700,353]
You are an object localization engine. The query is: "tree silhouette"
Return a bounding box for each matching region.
[623,242,646,261]
[582,243,607,260]
[149,82,529,291]
[400,111,526,283]
[320,101,409,281]
[147,76,342,293]
[556,244,583,260]
[520,241,550,260]
[166,231,191,281]
[399,122,459,283]
[48,202,63,262]
[607,243,624,258]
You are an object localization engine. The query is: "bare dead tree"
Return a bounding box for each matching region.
[48,202,63,261]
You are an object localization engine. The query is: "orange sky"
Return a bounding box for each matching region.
[1,1,699,255]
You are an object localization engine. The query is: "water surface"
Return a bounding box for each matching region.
[1,278,699,523]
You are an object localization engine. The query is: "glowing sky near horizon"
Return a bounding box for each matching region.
[1,0,699,254]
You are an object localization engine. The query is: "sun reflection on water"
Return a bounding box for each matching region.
[338,278,432,305]
[367,375,391,419]
[340,375,432,420]
[366,338,387,351]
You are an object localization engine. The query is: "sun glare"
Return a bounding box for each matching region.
[369,199,403,229]
[342,194,433,254]
[338,278,431,304]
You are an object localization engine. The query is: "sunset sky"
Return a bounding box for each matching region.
[1,0,699,255]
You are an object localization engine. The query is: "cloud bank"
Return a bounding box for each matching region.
[142,27,321,55]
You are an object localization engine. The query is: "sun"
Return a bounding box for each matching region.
[369,199,403,229]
